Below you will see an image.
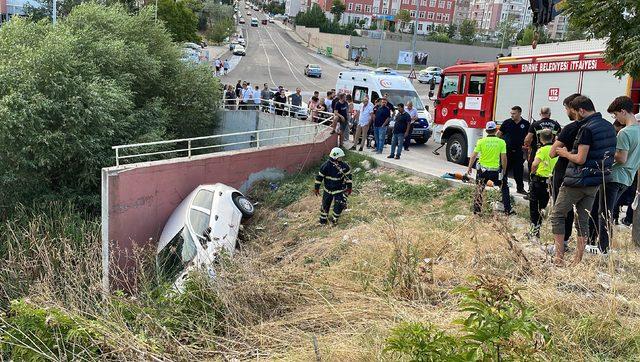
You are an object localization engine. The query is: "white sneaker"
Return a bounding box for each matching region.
[585,245,601,254]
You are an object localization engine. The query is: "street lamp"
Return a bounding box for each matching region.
[52,0,57,24]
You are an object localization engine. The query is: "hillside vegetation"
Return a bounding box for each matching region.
[1,152,639,360]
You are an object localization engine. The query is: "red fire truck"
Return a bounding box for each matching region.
[430,39,640,165]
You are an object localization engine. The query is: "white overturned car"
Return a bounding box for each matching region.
[156,183,254,290]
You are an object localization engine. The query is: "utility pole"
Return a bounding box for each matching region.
[52,0,57,25]
[410,0,420,75]
[376,19,385,68]
[155,0,159,22]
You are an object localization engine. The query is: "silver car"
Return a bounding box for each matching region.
[156,183,254,290]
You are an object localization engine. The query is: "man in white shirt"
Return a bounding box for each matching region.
[252,85,261,110]
[324,91,334,113]
[241,83,252,110]
[404,101,418,151]
[350,96,374,151]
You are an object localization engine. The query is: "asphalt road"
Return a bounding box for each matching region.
[222,2,464,175]
[223,5,437,98]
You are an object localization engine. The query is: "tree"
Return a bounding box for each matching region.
[562,17,586,41]
[201,1,234,41]
[459,19,476,44]
[447,24,457,38]
[564,0,640,78]
[396,9,411,32]
[157,0,200,43]
[497,14,518,48]
[0,4,221,212]
[330,0,346,23]
[517,25,549,46]
[295,4,328,28]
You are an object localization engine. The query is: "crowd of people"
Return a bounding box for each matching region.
[222,82,423,157]
[468,94,640,266]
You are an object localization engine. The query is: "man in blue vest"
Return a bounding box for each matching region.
[550,95,617,265]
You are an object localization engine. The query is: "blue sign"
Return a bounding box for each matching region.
[374,14,394,21]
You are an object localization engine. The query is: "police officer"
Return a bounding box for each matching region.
[314,147,353,225]
[467,121,513,215]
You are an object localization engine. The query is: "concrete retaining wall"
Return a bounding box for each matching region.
[349,37,502,67]
[102,123,336,290]
[295,25,351,60]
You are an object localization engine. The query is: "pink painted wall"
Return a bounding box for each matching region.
[104,132,337,285]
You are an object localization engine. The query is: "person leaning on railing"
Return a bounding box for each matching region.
[224,85,237,110]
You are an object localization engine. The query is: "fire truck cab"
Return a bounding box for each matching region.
[431,39,640,165]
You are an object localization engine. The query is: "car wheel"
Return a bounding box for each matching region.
[414,138,427,145]
[233,194,254,218]
[446,133,468,165]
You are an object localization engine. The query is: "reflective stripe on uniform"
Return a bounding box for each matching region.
[324,187,346,194]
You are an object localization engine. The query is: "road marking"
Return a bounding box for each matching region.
[261,25,312,89]
[271,29,323,89]
[256,28,276,86]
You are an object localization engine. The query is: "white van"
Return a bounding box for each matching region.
[336,68,432,144]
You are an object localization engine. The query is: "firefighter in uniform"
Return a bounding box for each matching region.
[314,147,353,225]
[467,121,513,215]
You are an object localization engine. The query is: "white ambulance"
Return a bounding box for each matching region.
[336,68,433,144]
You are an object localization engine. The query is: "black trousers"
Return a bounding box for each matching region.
[474,170,511,214]
[589,182,628,253]
[506,149,525,191]
[320,191,347,224]
[552,169,573,241]
[529,178,550,235]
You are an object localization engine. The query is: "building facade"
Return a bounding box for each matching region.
[452,0,469,25]
[469,0,532,34]
[1,0,35,23]
[546,14,568,40]
[341,0,456,33]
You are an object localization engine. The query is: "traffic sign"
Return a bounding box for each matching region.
[408,69,417,80]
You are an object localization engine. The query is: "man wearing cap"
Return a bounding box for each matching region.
[467,121,513,215]
[314,147,353,225]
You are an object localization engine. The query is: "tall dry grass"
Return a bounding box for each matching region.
[1,165,640,361]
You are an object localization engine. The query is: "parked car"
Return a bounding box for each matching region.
[304,64,322,78]
[268,17,274,23]
[239,17,246,24]
[246,11,251,15]
[417,66,443,84]
[229,40,239,50]
[233,45,246,56]
[180,48,200,64]
[157,184,254,291]
[237,38,246,46]
[183,42,202,51]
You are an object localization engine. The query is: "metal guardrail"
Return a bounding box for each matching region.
[221,96,336,124]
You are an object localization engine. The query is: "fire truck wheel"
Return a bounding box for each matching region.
[446,133,468,165]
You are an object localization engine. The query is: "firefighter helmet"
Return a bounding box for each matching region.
[329,147,345,159]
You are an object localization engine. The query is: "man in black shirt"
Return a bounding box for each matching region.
[333,93,350,147]
[498,105,530,194]
[525,107,562,171]
[549,93,582,250]
[235,80,243,98]
[387,103,411,159]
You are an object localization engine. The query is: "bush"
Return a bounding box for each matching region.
[385,276,551,361]
[0,4,222,213]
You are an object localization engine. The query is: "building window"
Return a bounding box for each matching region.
[419,11,425,18]
[418,23,423,30]
[383,8,388,14]
[436,12,441,20]
[421,0,427,5]
[411,0,416,4]
[366,5,372,12]
[443,13,449,21]
[391,8,397,14]
[438,0,444,8]
[429,0,435,6]
[355,3,362,11]
[402,0,409,4]
[446,1,451,9]
[374,6,379,12]
[348,2,353,10]
[410,10,416,17]
[427,11,434,19]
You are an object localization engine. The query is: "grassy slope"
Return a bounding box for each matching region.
[1,151,639,360]
[222,151,640,360]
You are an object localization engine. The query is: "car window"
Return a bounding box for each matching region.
[157,228,197,281]
[460,74,466,94]
[468,74,487,95]
[192,190,214,210]
[189,208,210,237]
[353,86,368,103]
[440,75,459,98]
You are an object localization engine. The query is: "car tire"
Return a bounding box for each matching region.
[414,138,427,145]
[233,194,254,218]
[446,133,468,165]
